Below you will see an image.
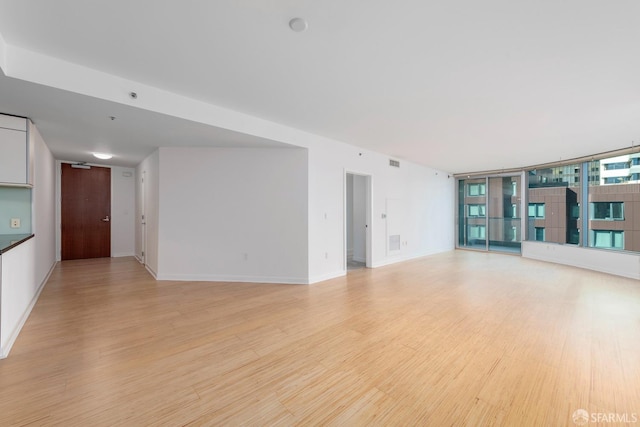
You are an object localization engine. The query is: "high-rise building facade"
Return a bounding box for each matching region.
[526,156,639,251]
[458,154,640,253]
[599,154,640,184]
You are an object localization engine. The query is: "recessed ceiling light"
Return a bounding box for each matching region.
[289,17,308,32]
[93,152,113,160]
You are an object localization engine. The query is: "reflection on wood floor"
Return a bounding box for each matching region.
[1,251,639,425]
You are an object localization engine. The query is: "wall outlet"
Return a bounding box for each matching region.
[10,218,20,228]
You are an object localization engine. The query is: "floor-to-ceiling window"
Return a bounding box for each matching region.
[457,174,522,253]
[487,176,522,253]
[526,163,582,245]
[458,178,487,250]
[587,154,639,251]
[457,150,640,256]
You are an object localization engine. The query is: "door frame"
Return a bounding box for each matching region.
[344,170,373,270]
[56,160,113,261]
[140,170,147,265]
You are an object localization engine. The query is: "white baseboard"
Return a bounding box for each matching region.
[371,249,450,268]
[112,251,135,258]
[0,260,57,359]
[145,264,158,279]
[308,270,346,284]
[155,272,310,285]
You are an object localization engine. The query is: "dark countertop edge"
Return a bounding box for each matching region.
[0,234,35,255]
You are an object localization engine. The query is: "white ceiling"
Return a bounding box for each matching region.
[1,1,639,173]
[0,76,293,167]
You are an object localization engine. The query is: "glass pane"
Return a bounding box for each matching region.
[488,176,521,253]
[527,163,581,244]
[612,202,623,219]
[589,154,638,251]
[594,231,611,247]
[613,232,623,248]
[458,178,487,249]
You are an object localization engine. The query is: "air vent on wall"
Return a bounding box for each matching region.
[389,159,400,168]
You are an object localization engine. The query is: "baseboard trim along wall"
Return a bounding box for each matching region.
[371,250,452,269]
[308,270,346,285]
[112,252,136,258]
[156,273,311,285]
[1,260,57,359]
[145,264,158,280]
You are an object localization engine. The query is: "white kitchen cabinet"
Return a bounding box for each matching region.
[0,114,32,186]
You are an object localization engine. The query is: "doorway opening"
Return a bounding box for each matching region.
[140,170,147,266]
[61,163,111,260]
[345,172,372,271]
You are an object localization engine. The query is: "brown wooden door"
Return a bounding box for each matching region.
[61,163,111,260]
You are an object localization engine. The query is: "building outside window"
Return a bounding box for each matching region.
[569,203,580,220]
[460,152,639,254]
[468,204,486,217]
[599,154,640,185]
[468,183,486,196]
[527,163,581,245]
[528,203,545,218]
[589,156,638,251]
[590,202,624,220]
[604,162,631,170]
[590,230,624,249]
[604,177,629,184]
[457,176,521,253]
[468,225,486,240]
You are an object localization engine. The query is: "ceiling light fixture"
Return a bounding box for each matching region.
[93,152,113,160]
[289,17,308,32]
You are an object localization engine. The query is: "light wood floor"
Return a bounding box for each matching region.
[1,251,639,426]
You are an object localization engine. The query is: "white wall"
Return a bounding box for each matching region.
[307,140,455,283]
[1,123,56,358]
[111,166,135,257]
[522,241,640,279]
[156,147,308,283]
[135,142,454,285]
[32,124,56,288]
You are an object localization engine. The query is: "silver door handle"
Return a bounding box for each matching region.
[102,216,110,222]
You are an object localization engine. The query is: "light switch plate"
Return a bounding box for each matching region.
[10,218,20,228]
